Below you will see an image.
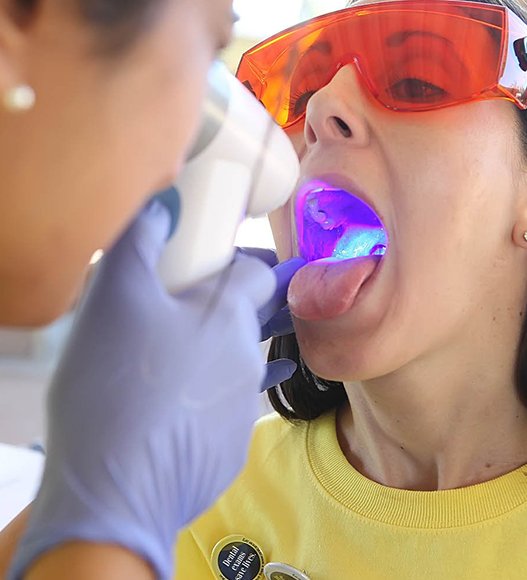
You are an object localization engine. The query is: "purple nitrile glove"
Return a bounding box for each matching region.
[238,248,306,391]
[9,201,279,580]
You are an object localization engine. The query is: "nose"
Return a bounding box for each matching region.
[304,65,370,149]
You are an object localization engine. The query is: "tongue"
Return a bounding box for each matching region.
[288,256,380,321]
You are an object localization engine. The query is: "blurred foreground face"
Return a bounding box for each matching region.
[0,0,233,326]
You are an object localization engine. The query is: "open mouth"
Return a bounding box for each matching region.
[295,182,388,262]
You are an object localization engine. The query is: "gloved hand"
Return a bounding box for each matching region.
[9,200,297,580]
[239,247,305,390]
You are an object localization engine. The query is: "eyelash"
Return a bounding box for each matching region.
[288,88,317,117]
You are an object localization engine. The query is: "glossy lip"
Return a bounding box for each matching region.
[292,171,388,259]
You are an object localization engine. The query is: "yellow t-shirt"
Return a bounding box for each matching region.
[175,411,527,579]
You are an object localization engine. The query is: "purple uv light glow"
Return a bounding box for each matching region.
[296,182,388,262]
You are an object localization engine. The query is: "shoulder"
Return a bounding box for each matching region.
[251,408,336,450]
[219,410,332,498]
[248,412,307,462]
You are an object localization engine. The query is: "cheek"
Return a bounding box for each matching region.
[270,128,304,260]
[103,0,217,191]
[269,202,294,261]
[125,49,211,187]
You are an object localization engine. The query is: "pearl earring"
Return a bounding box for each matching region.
[3,85,35,112]
[523,232,527,243]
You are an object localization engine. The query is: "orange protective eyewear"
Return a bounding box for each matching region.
[236,0,527,129]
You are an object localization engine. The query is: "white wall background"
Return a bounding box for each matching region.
[234,0,346,39]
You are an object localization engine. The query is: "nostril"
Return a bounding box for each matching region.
[305,121,317,146]
[333,116,352,138]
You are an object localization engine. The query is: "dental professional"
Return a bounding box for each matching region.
[176,0,527,578]
[0,0,303,579]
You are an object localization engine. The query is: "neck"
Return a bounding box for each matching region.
[337,337,527,491]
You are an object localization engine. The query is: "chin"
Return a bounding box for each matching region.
[295,333,363,382]
[295,321,403,383]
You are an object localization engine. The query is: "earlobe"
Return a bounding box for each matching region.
[511,168,527,248]
[512,221,527,248]
[3,82,35,111]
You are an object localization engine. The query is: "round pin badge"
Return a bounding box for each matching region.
[263,562,311,580]
[211,535,265,580]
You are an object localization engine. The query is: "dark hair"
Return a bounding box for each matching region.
[268,0,527,421]
[14,0,162,52]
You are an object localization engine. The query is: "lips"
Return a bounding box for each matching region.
[288,178,387,321]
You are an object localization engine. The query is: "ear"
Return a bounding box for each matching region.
[511,150,527,249]
[513,219,527,249]
[0,0,36,94]
[512,174,527,248]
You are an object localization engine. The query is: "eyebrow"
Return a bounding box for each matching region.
[386,29,470,76]
[303,41,333,56]
[386,30,455,48]
[291,41,333,77]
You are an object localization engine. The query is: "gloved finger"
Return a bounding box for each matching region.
[258,257,306,325]
[261,359,297,391]
[153,185,181,238]
[237,247,278,267]
[260,307,294,342]
[226,254,277,311]
[103,199,172,275]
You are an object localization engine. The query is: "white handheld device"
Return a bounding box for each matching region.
[157,61,300,293]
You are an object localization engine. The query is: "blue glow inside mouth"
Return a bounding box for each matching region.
[296,183,388,262]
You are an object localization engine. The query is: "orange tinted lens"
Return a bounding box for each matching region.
[236,1,509,127]
[237,25,339,128]
[359,5,504,111]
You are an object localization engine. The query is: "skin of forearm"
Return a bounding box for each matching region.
[0,506,31,578]
[0,507,155,580]
[25,543,155,580]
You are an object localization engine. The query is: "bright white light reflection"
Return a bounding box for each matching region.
[90,249,104,265]
[233,0,303,38]
[233,0,346,39]
[235,217,275,249]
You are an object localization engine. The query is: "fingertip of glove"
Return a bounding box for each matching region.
[279,359,298,376]
[275,257,307,277]
[261,359,298,391]
[152,186,180,238]
[288,256,308,268]
[137,199,173,245]
[236,247,278,267]
[115,199,173,270]
[144,198,172,229]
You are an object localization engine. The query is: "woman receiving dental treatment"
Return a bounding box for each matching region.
[176,0,527,578]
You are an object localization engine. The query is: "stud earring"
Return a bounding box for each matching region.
[523,232,527,243]
[3,85,35,113]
